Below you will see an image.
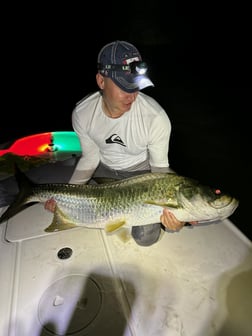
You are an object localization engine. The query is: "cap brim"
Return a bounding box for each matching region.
[135,75,154,91]
[111,72,154,93]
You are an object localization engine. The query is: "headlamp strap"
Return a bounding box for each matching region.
[97,63,131,72]
[98,61,148,75]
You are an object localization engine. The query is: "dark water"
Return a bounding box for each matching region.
[1,3,251,240]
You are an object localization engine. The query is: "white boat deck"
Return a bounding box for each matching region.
[0,203,251,336]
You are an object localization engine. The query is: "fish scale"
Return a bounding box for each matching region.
[0,168,239,234]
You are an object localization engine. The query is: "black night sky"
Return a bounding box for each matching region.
[1,2,251,239]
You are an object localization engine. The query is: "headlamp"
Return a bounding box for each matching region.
[98,61,148,76]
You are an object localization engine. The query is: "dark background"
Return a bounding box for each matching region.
[1,3,251,239]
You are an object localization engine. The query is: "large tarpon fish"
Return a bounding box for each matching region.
[0,166,239,234]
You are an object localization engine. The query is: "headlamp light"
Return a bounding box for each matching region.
[134,61,148,75]
[98,61,148,76]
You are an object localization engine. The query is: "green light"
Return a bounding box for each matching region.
[52,132,81,152]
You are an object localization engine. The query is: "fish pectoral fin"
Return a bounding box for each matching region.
[144,200,179,208]
[104,219,126,233]
[44,205,78,233]
[115,228,132,243]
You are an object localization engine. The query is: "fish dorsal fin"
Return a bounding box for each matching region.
[104,219,126,233]
[144,200,179,208]
[44,205,78,232]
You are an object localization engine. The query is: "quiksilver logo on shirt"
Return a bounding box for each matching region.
[105,134,126,147]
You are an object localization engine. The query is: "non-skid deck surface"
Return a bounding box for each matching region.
[0,203,251,336]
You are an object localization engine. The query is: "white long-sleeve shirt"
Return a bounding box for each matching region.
[69,91,172,184]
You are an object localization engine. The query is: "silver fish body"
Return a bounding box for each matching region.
[0,168,239,234]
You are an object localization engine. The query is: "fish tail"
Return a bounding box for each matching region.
[0,164,37,223]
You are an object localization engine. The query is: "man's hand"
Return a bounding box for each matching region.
[160,208,198,231]
[44,198,56,212]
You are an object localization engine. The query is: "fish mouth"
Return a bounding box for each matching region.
[214,199,239,220]
[208,197,239,210]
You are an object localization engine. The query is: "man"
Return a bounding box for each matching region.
[45,40,188,246]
